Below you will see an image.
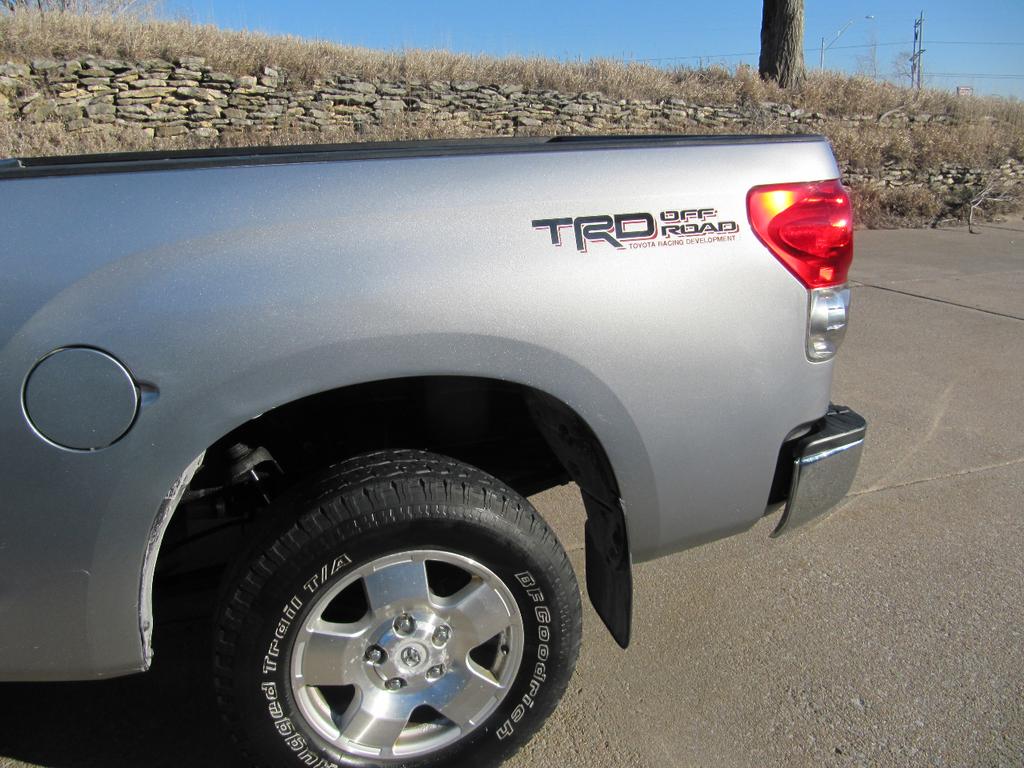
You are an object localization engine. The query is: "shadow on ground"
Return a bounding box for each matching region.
[0,620,240,768]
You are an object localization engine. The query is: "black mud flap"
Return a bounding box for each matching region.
[581,490,632,648]
[527,392,632,648]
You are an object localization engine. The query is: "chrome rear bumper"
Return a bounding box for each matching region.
[771,405,866,537]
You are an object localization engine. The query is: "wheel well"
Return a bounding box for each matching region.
[149,375,630,649]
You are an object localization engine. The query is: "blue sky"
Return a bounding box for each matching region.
[166,0,1024,98]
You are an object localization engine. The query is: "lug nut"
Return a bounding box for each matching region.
[431,625,451,646]
[394,614,415,635]
[425,664,445,681]
[385,677,405,691]
[364,645,386,664]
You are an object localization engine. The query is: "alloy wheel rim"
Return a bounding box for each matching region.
[290,549,525,760]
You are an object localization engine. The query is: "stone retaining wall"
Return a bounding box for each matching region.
[2,55,1022,198]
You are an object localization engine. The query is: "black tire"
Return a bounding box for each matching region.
[214,449,581,768]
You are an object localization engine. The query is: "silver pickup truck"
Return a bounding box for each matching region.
[0,135,865,767]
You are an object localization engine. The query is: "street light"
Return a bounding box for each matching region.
[820,15,875,69]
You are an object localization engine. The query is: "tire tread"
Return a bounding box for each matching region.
[213,449,579,768]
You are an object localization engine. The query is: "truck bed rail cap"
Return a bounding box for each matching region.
[0,134,829,180]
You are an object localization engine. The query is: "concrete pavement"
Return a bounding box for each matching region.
[1,223,1022,768]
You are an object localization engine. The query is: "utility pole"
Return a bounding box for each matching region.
[909,11,925,89]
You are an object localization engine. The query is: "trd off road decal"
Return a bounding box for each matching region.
[532,208,739,252]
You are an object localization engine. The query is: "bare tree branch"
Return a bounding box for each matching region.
[968,181,1013,234]
[878,106,906,123]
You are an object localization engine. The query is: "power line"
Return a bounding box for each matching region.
[628,43,919,63]
[629,52,756,62]
[927,72,1024,79]
[928,40,1024,46]
[630,43,898,64]
[626,39,1024,64]
[828,42,905,50]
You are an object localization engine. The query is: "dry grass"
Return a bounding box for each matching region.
[0,11,698,97]
[2,9,1023,126]
[829,121,1023,170]
[852,185,947,229]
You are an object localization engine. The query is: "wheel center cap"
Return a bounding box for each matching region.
[399,643,426,669]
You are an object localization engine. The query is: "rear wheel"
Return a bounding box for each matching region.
[214,450,581,767]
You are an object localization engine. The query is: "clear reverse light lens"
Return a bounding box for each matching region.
[807,285,850,361]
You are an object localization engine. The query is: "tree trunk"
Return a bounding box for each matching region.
[759,0,806,89]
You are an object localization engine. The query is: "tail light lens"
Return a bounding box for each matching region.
[746,179,853,289]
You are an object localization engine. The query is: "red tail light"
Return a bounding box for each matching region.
[746,179,853,289]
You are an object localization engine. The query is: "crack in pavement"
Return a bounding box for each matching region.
[973,223,1024,234]
[847,456,1024,499]
[851,268,1024,288]
[853,282,1024,322]
[867,381,956,493]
